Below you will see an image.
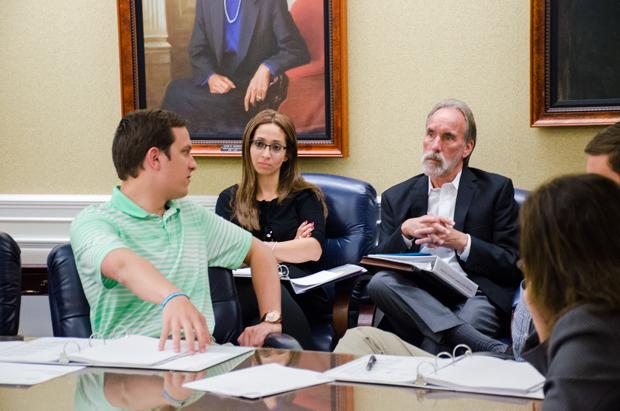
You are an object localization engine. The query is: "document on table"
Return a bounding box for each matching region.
[326,353,544,400]
[0,335,253,371]
[325,354,444,386]
[183,363,334,399]
[0,337,99,364]
[0,362,83,386]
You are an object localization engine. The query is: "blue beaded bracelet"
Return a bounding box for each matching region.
[160,291,189,309]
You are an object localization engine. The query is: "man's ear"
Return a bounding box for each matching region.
[144,147,161,171]
[462,140,474,159]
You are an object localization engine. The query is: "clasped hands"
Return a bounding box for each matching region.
[401,214,467,253]
[158,295,281,353]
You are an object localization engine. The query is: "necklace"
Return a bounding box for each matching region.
[224,0,242,24]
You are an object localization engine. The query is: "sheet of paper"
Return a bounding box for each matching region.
[183,363,333,399]
[232,267,252,277]
[150,345,254,372]
[0,362,83,386]
[289,264,365,294]
[290,264,364,287]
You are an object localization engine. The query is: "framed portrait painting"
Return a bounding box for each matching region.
[531,0,620,126]
[117,0,348,156]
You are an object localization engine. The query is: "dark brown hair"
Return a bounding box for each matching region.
[585,121,620,176]
[520,174,620,328]
[233,109,326,231]
[112,109,186,180]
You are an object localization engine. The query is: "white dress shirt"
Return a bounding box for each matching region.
[402,170,471,277]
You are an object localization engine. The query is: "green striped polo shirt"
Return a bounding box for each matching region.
[70,186,252,338]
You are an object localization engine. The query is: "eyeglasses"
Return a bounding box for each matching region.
[251,140,287,154]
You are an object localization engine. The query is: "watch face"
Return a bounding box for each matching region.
[264,311,281,323]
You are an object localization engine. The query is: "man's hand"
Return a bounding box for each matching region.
[244,64,271,111]
[207,74,236,94]
[401,215,453,242]
[415,225,468,253]
[295,220,314,239]
[237,321,282,347]
[159,296,211,354]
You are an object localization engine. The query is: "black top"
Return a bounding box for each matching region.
[522,304,620,410]
[216,185,325,274]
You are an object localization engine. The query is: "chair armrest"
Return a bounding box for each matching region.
[264,333,303,351]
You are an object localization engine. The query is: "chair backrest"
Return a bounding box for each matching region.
[47,244,92,337]
[302,173,379,271]
[46,244,243,344]
[208,267,243,344]
[0,232,22,336]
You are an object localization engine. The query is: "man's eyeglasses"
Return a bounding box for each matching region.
[251,140,287,154]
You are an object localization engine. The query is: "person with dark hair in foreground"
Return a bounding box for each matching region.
[520,174,620,410]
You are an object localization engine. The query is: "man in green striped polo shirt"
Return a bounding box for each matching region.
[70,109,282,353]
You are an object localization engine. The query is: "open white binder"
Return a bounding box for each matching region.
[325,349,544,400]
[0,335,254,371]
[363,254,478,298]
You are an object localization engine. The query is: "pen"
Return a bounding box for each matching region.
[366,354,377,371]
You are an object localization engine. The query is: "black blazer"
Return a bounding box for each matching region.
[189,0,309,85]
[523,305,620,410]
[375,167,522,314]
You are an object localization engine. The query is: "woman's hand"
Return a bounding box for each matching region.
[523,286,551,343]
[295,220,314,239]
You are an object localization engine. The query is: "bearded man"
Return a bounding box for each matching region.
[360,99,521,355]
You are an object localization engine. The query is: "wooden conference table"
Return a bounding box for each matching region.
[0,348,539,411]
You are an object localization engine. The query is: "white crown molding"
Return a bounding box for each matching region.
[0,194,217,265]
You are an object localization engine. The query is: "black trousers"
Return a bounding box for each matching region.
[235,277,329,351]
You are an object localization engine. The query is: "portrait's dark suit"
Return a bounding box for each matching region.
[369,166,522,351]
[162,0,309,134]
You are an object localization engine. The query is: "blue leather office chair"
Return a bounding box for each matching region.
[47,243,300,348]
[302,173,379,350]
[0,232,22,336]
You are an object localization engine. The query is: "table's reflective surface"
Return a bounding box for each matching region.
[0,348,538,410]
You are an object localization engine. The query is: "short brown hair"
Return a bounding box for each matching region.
[112,109,186,180]
[584,121,620,176]
[520,174,620,328]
